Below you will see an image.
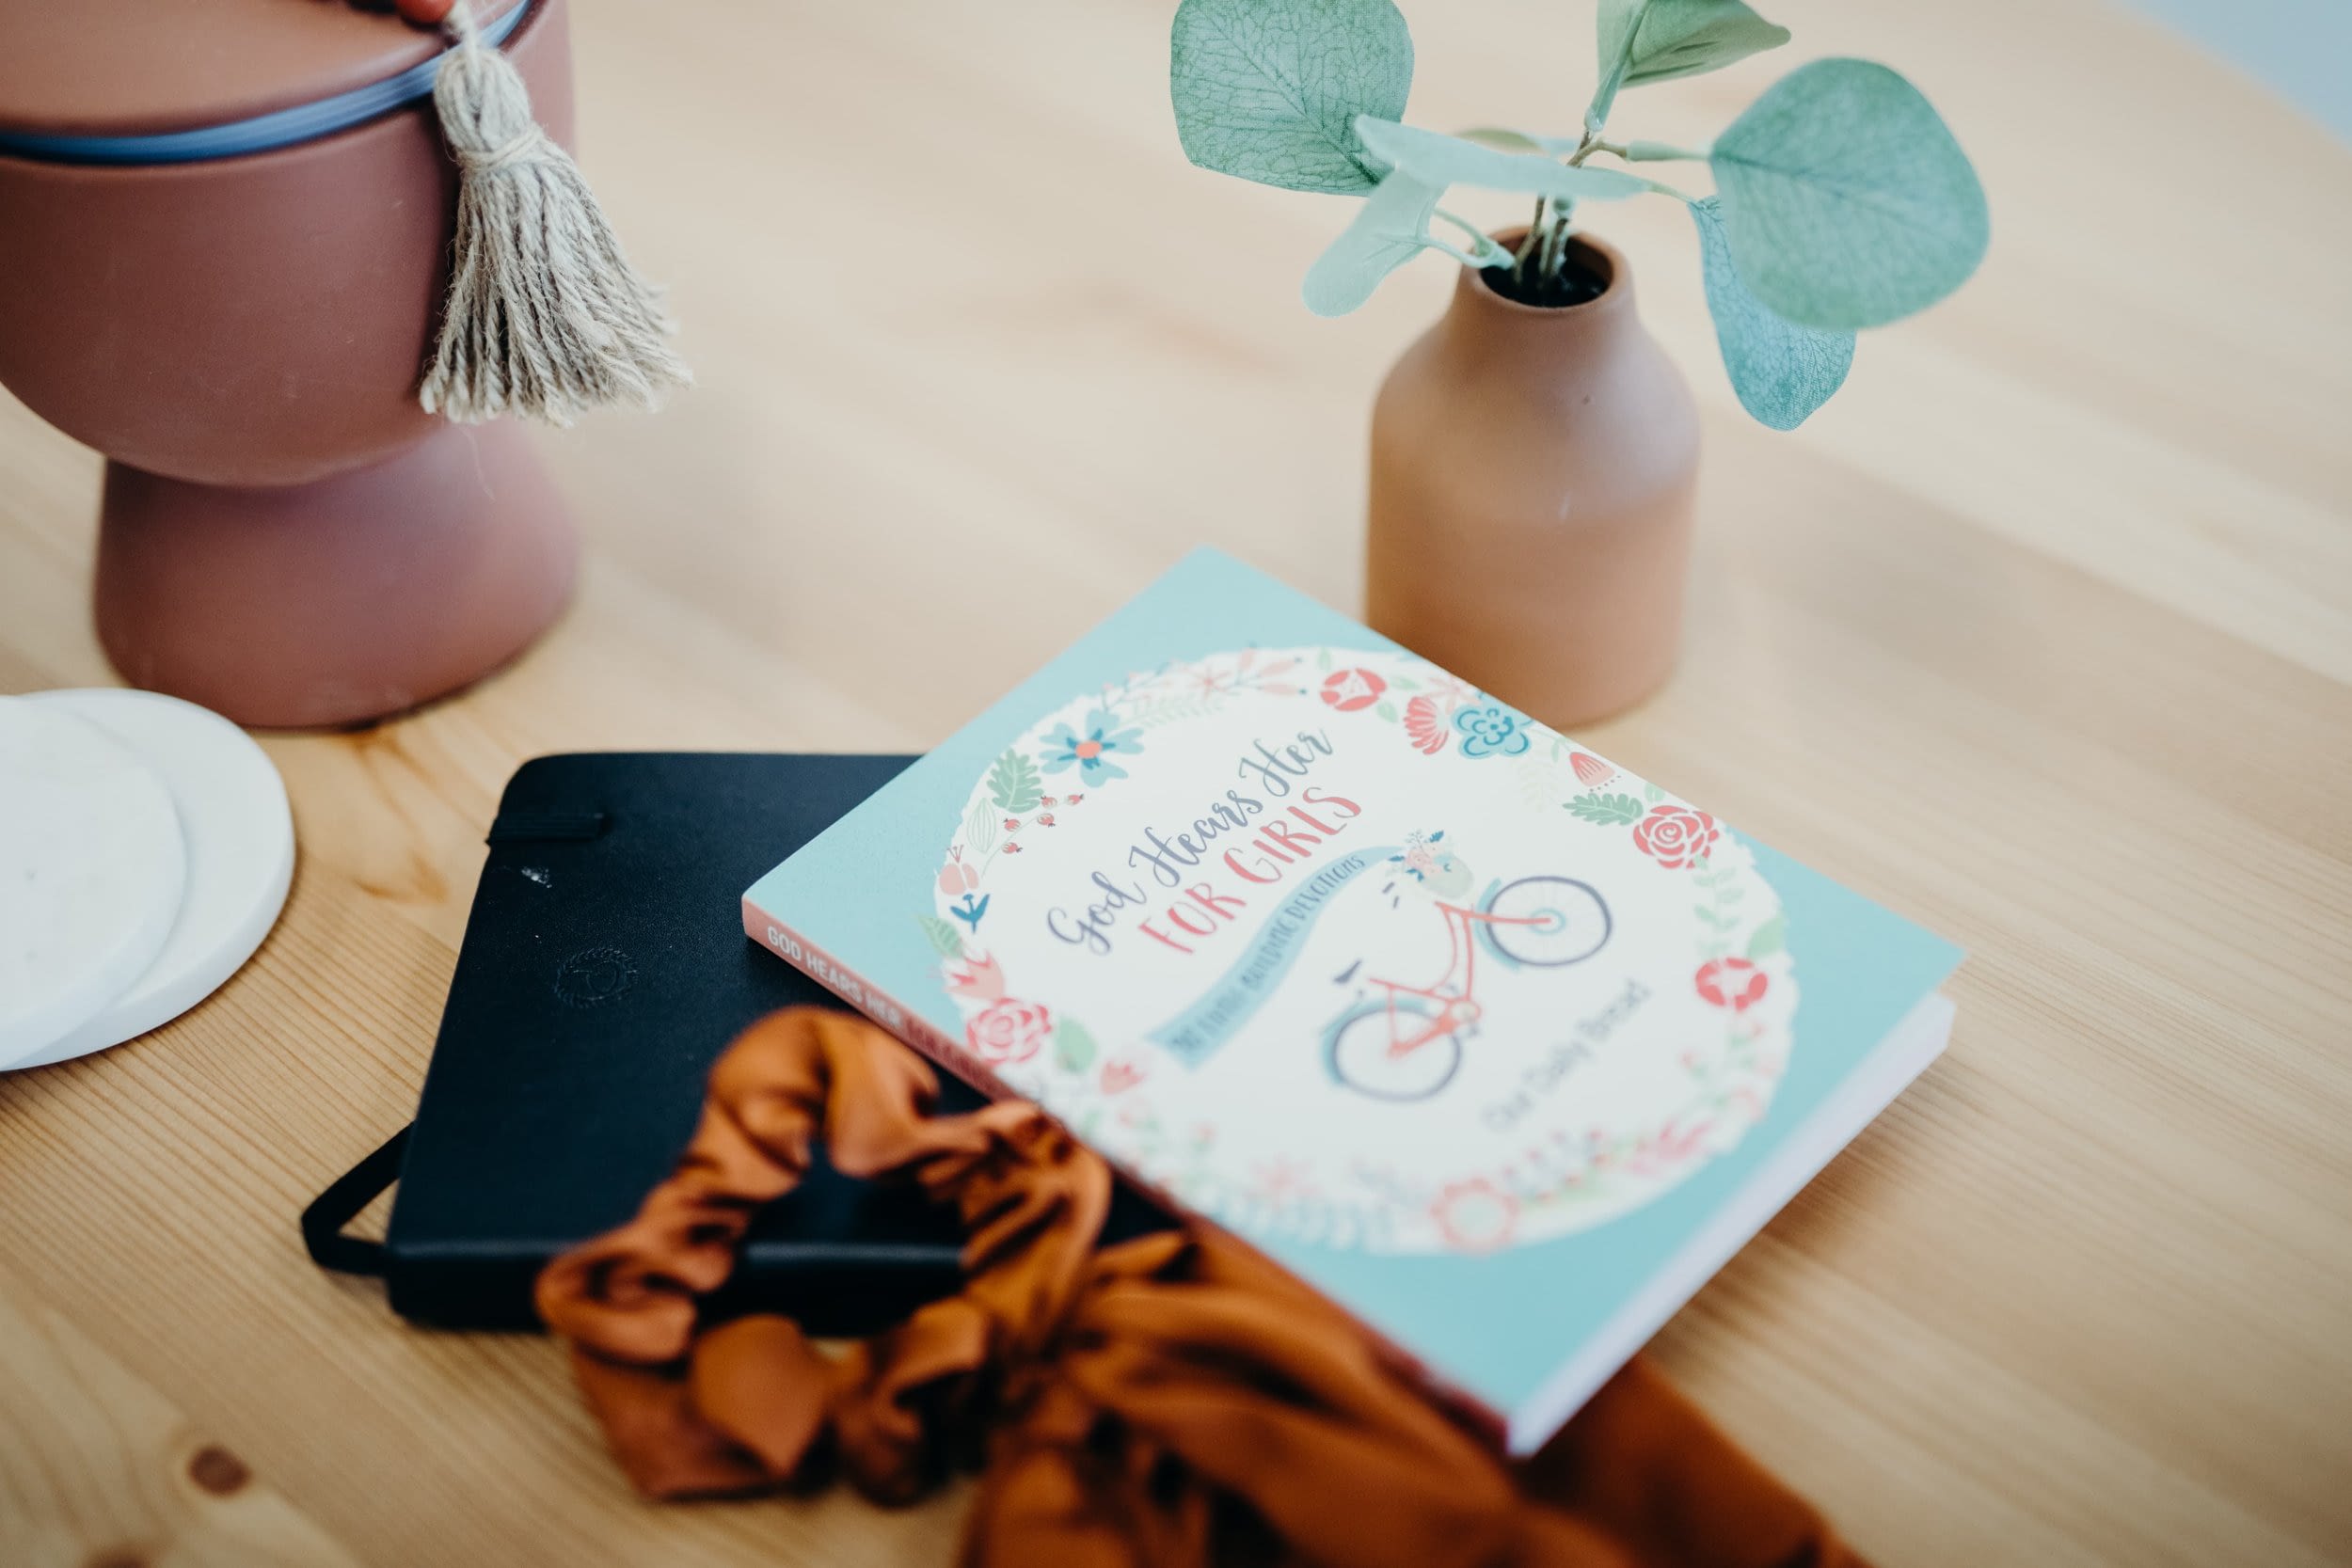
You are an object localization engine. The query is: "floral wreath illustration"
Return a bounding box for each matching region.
[920,645,1797,1255]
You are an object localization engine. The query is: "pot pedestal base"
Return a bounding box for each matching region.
[94,421,575,730]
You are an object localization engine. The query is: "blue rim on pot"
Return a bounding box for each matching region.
[0,1,531,166]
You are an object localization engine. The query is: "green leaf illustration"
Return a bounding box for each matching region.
[1568,792,1646,826]
[986,749,1044,815]
[963,797,998,855]
[1055,1017,1099,1074]
[1747,912,1788,959]
[1644,783,1665,802]
[1302,166,1443,316]
[1354,118,1648,202]
[1374,699,1399,721]
[1594,0,1790,126]
[1171,0,1412,195]
[1710,59,1988,330]
[1690,197,1853,429]
[917,914,967,958]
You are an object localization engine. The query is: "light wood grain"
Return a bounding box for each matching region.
[0,1264,364,1568]
[3,1,2348,1564]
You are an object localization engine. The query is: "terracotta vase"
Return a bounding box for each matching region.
[1365,234,1699,730]
[0,0,573,729]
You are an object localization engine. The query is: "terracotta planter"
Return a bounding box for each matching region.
[1365,234,1700,730]
[0,0,574,729]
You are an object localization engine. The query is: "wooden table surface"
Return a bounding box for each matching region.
[4,1,2348,1562]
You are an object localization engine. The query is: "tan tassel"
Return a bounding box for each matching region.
[420,2,690,426]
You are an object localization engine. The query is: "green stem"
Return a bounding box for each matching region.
[1513,198,1547,284]
[1584,0,1655,134]
[1620,139,1709,162]
[1424,234,1490,271]
[1434,207,1507,266]
[1541,207,1569,280]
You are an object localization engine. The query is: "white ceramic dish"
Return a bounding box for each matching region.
[0,695,187,1067]
[6,690,292,1069]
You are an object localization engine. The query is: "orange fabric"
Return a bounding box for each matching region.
[538,1007,1864,1568]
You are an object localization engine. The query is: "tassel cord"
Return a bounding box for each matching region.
[420,1,690,426]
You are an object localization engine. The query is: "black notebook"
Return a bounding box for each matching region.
[306,752,1163,1332]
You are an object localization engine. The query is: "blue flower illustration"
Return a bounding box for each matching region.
[1452,703,1531,759]
[1041,707,1144,784]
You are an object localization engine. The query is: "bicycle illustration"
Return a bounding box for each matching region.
[1322,833,1611,1101]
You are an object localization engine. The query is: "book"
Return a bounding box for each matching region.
[342,751,1167,1331]
[743,549,1961,1452]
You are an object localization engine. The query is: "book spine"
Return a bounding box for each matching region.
[740,896,1016,1103]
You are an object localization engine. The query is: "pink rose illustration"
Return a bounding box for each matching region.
[1631,804,1719,869]
[967,997,1053,1065]
[1694,958,1769,1012]
[1320,668,1388,713]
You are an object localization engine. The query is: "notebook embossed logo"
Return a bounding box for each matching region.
[553,946,637,1008]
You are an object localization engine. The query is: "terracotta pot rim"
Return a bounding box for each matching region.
[1460,228,1629,320]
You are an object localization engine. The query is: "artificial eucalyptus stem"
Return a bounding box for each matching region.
[1513,198,1548,284]
[1436,208,1508,265]
[1169,0,1985,417]
[1621,139,1708,162]
[1585,0,1655,131]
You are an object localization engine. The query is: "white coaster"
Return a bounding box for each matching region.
[6,690,294,1070]
[0,696,187,1068]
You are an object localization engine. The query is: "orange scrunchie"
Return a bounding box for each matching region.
[537,1007,1865,1568]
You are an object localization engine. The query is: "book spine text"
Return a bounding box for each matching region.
[741,896,1016,1103]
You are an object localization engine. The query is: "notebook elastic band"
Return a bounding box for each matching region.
[301,1125,411,1278]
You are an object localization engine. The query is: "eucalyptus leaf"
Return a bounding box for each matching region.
[1691,197,1852,429]
[1355,118,1648,202]
[1171,0,1412,195]
[1301,166,1441,316]
[1592,0,1788,126]
[1709,58,1988,329]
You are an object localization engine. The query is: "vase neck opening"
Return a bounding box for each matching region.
[1444,231,1637,369]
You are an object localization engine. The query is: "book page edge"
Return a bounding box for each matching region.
[1504,990,1959,1455]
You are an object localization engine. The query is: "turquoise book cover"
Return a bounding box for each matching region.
[745,547,1961,1449]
